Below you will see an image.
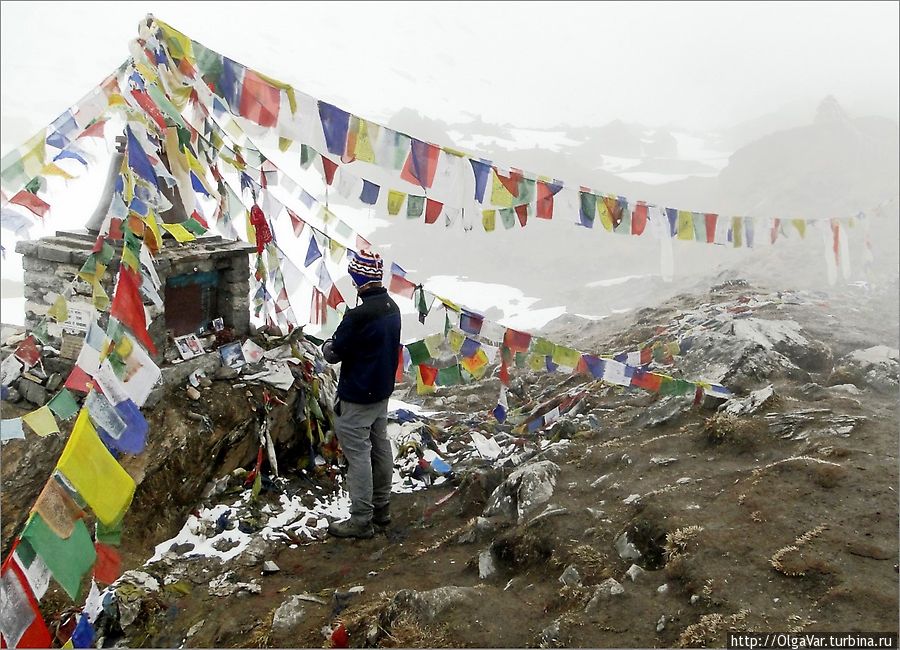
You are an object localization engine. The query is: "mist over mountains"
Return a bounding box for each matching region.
[367,95,899,328]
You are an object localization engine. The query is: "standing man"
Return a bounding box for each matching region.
[322,250,402,539]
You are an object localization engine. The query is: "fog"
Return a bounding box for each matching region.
[2,0,898,152]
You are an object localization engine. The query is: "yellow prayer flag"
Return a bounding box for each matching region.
[792,219,807,238]
[92,275,110,312]
[415,367,436,395]
[21,130,47,178]
[278,137,293,153]
[424,333,444,358]
[56,408,136,526]
[350,119,376,163]
[732,217,744,248]
[135,62,159,85]
[461,349,489,377]
[596,198,614,232]
[448,329,465,353]
[107,93,127,108]
[161,222,197,243]
[482,209,496,232]
[677,210,695,240]
[143,214,162,251]
[48,294,69,323]
[225,119,243,142]
[439,297,461,313]
[121,246,140,272]
[552,345,582,368]
[527,353,547,372]
[387,190,406,216]
[41,163,75,179]
[329,239,346,263]
[490,171,514,207]
[158,20,194,60]
[22,406,60,437]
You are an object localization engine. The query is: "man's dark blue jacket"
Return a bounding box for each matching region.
[324,286,401,404]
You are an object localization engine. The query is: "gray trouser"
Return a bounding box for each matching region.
[334,398,393,522]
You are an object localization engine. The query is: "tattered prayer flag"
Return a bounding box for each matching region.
[416,365,437,394]
[551,345,581,368]
[605,196,626,231]
[318,101,351,156]
[32,478,83,539]
[22,406,59,437]
[470,159,491,203]
[14,335,41,368]
[424,198,443,224]
[406,195,425,219]
[239,69,280,127]
[400,139,440,189]
[56,408,136,526]
[360,180,380,206]
[482,209,496,232]
[48,389,80,422]
[110,266,156,355]
[125,127,157,188]
[388,273,417,299]
[579,191,596,228]
[9,190,50,219]
[21,513,96,600]
[387,190,405,216]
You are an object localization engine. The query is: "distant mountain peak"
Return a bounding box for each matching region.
[815,95,851,125]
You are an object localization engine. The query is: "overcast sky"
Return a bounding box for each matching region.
[1,0,898,154]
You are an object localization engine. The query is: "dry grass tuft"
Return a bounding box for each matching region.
[703,414,767,450]
[664,525,704,562]
[570,544,612,580]
[770,524,828,577]
[676,609,750,647]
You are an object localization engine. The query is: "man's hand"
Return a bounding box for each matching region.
[322,338,341,364]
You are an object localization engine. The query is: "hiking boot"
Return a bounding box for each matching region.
[328,518,374,539]
[373,504,391,527]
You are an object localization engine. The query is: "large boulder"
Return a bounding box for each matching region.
[829,346,899,393]
[483,460,561,522]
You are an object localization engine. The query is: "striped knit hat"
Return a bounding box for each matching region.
[348,249,383,288]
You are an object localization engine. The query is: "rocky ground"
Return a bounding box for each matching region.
[3,277,898,648]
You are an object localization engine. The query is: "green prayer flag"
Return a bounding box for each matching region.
[499,208,515,230]
[406,340,431,365]
[194,42,224,83]
[659,377,695,396]
[407,195,425,219]
[437,364,462,386]
[48,389,79,421]
[515,351,528,369]
[21,512,96,600]
[300,144,315,169]
[517,177,535,205]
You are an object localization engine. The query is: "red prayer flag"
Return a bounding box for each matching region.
[93,543,122,585]
[771,218,781,244]
[388,273,417,299]
[77,118,108,139]
[321,157,338,186]
[395,346,405,383]
[326,284,344,310]
[9,191,50,219]
[400,140,439,189]
[503,328,531,353]
[632,202,649,235]
[631,370,662,392]
[705,213,718,243]
[64,365,93,393]
[495,168,522,198]
[110,266,157,355]
[288,209,305,236]
[424,198,443,224]
[418,364,438,386]
[515,204,528,227]
[130,89,168,132]
[14,336,41,367]
[0,551,53,650]
[239,70,280,127]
